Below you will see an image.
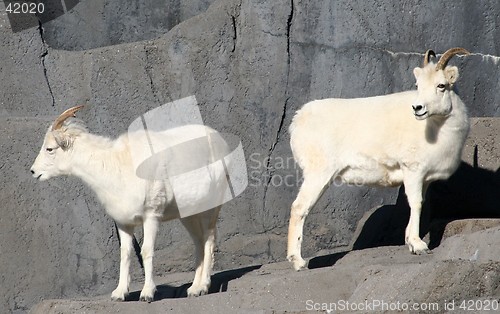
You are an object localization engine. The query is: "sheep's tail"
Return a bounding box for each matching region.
[288,102,323,172]
[288,109,306,170]
[288,105,305,139]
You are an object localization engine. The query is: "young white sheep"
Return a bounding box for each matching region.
[31,106,230,301]
[287,48,471,270]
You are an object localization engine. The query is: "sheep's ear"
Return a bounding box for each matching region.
[52,130,72,151]
[413,67,422,80]
[444,66,459,84]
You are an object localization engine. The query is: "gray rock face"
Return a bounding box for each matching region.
[41,0,216,50]
[0,0,498,312]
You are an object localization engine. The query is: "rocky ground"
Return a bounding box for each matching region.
[31,219,500,314]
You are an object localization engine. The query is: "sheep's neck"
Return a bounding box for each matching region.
[445,95,469,147]
[69,133,125,195]
[425,92,470,163]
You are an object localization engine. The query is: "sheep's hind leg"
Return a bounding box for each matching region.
[181,214,208,297]
[287,172,333,271]
[183,207,220,297]
[198,207,220,295]
[139,218,159,302]
[111,225,134,301]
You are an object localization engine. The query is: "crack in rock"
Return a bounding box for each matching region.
[469,53,500,65]
[229,0,242,54]
[38,20,55,107]
[144,43,160,104]
[368,47,497,64]
[381,49,500,66]
[261,0,294,218]
[231,14,237,52]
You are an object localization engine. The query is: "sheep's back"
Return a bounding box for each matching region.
[289,91,425,172]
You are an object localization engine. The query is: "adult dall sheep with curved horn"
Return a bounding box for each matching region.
[287,48,471,271]
[31,107,231,301]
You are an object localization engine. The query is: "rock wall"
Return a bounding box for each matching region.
[0,0,498,312]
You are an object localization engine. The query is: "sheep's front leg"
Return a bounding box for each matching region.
[111,225,134,301]
[404,178,431,255]
[140,218,159,302]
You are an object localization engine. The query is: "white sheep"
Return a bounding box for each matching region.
[287,48,471,270]
[31,106,230,301]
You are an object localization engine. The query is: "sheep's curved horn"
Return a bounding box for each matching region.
[435,48,470,71]
[52,105,84,130]
[423,49,436,67]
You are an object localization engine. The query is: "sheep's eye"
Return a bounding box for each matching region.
[437,84,446,90]
[46,148,54,152]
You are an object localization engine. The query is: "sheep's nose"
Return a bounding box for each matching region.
[30,169,35,175]
[412,104,423,112]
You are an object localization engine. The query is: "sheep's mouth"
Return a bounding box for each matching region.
[414,111,428,120]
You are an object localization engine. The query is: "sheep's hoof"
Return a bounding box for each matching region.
[408,239,432,255]
[413,248,432,255]
[288,255,307,271]
[110,288,128,302]
[110,295,126,302]
[111,296,125,302]
[139,287,156,303]
[187,285,208,297]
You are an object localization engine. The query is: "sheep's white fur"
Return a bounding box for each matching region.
[31,118,229,301]
[287,55,470,270]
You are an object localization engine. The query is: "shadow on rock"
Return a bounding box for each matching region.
[208,264,262,294]
[307,251,349,269]
[427,161,500,248]
[352,160,499,251]
[128,264,262,301]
